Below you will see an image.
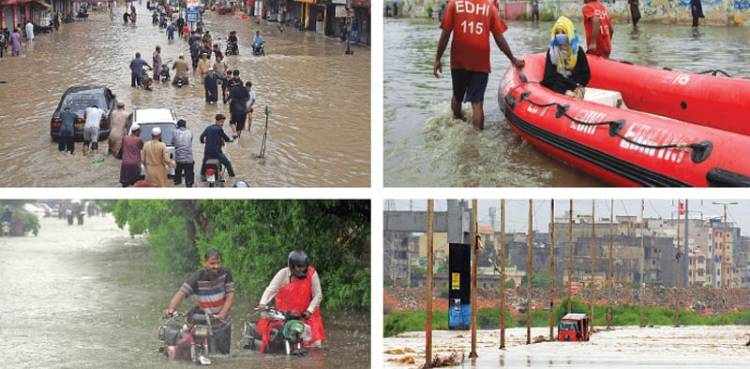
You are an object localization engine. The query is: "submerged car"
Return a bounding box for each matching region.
[50,86,117,142]
[128,108,178,178]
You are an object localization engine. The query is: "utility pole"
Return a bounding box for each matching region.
[499,199,506,349]
[639,199,645,328]
[549,199,556,340]
[590,200,596,334]
[526,199,533,345]
[675,201,681,326]
[469,199,478,358]
[567,199,573,313]
[607,199,613,330]
[425,200,434,368]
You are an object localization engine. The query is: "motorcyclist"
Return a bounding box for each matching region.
[254,250,326,352]
[1,206,12,226]
[152,10,158,24]
[163,250,235,354]
[199,113,235,180]
[172,54,190,85]
[252,30,264,54]
[227,31,239,54]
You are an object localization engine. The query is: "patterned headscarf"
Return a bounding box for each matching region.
[549,16,579,76]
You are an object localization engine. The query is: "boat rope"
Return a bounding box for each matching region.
[506,90,714,163]
[697,69,731,77]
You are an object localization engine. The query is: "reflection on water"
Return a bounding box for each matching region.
[0,216,370,368]
[384,18,750,187]
[0,5,370,187]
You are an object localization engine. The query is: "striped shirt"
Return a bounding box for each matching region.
[181,268,235,327]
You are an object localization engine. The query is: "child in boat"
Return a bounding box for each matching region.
[541,16,591,99]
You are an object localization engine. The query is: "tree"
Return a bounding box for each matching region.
[112,200,370,311]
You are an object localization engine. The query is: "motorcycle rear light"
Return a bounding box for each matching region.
[207,168,215,176]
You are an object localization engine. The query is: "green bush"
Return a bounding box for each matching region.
[113,200,370,311]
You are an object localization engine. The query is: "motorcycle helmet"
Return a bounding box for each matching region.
[288,250,308,278]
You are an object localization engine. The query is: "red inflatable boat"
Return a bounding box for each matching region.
[499,53,750,187]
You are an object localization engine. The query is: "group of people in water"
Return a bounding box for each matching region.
[162,249,326,354]
[434,0,617,130]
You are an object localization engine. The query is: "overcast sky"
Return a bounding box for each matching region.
[387,200,750,235]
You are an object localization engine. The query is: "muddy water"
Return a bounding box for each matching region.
[0,5,370,187]
[384,19,750,187]
[0,216,370,368]
[384,326,750,368]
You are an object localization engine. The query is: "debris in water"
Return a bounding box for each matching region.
[386,356,416,364]
[385,348,417,355]
[420,352,465,368]
[533,335,548,343]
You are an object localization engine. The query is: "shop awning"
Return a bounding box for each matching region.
[1,0,34,6]
[33,0,52,9]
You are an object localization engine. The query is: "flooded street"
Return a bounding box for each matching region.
[384,19,750,187]
[384,326,750,368]
[0,6,370,187]
[0,216,370,368]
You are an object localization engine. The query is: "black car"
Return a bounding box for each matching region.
[50,86,117,142]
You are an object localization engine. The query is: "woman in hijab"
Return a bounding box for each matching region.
[541,16,591,99]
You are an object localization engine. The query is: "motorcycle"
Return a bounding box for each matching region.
[241,307,308,356]
[225,41,238,56]
[160,60,173,82]
[158,311,217,365]
[172,75,188,88]
[1,221,10,236]
[252,43,265,56]
[203,159,226,188]
[141,68,154,91]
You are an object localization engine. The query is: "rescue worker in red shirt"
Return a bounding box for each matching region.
[582,0,614,58]
[434,0,524,130]
[254,250,325,352]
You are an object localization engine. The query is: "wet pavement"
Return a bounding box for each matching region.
[0,5,370,187]
[384,326,750,368]
[0,215,370,368]
[384,19,750,187]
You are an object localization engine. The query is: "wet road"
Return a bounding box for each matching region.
[384,19,750,187]
[0,5,370,187]
[0,215,370,368]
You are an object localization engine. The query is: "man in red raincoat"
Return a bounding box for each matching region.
[255,250,325,352]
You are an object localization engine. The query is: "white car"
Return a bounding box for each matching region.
[128,108,178,179]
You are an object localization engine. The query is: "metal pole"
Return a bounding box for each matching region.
[425,200,434,368]
[590,200,596,334]
[469,199,478,358]
[527,199,533,345]
[675,201,681,326]
[607,199,613,330]
[549,199,555,340]
[567,199,573,314]
[639,199,645,328]
[500,199,506,349]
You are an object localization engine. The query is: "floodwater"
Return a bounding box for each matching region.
[383,19,750,187]
[384,326,750,368]
[0,5,370,187]
[0,216,370,368]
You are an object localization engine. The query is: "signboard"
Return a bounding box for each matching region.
[187,7,200,22]
[448,243,471,330]
[451,272,460,290]
[335,5,347,17]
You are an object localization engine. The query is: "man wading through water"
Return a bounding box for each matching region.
[163,250,235,354]
[434,0,524,130]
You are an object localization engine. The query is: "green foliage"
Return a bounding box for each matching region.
[384,298,750,337]
[16,209,40,236]
[505,279,516,288]
[112,200,370,311]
